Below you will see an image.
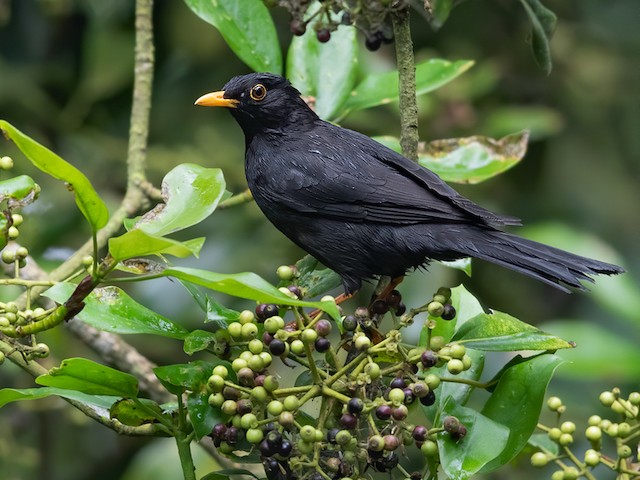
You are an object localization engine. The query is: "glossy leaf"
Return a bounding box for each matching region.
[201,469,260,480]
[183,329,217,355]
[110,398,164,426]
[519,0,557,74]
[480,354,564,472]
[108,229,204,262]
[374,131,528,184]
[429,0,455,29]
[183,0,281,73]
[187,391,223,440]
[339,59,473,119]
[0,120,109,231]
[528,432,559,456]
[154,360,230,393]
[135,164,225,236]
[296,255,342,298]
[43,282,189,339]
[540,320,640,381]
[438,400,510,479]
[0,387,118,409]
[162,266,341,321]
[287,23,358,120]
[452,311,574,351]
[0,175,37,203]
[439,257,472,276]
[36,358,139,398]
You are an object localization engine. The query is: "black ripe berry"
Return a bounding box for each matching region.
[390,376,406,389]
[342,315,357,331]
[376,405,392,420]
[327,428,340,444]
[316,28,331,43]
[211,423,227,439]
[412,425,428,442]
[340,413,357,429]
[421,350,438,368]
[256,303,279,321]
[365,34,382,51]
[403,387,415,404]
[290,19,306,36]
[420,390,436,406]
[395,302,407,316]
[371,299,389,315]
[441,304,456,320]
[279,439,292,457]
[387,290,402,307]
[266,430,282,448]
[269,339,286,356]
[314,319,332,337]
[347,397,364,414]
[260,438,277,456]
[314,337,331,352]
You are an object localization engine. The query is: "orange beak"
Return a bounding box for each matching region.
[194,91,239,108]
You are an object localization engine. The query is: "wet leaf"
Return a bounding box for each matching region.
[0,387,118,409]
[519,0,557,74]
[110,398,164,426]
[108,229,204,262]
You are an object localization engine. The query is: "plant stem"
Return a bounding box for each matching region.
[175,393,197,480]
[392,8,419,162]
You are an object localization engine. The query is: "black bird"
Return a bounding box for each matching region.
[195,73,623,296]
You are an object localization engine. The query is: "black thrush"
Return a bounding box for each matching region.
[195,73,623,296]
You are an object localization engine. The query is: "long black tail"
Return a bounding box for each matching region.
[457,230,624,292]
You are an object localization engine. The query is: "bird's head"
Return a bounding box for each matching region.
[195,73,318,137]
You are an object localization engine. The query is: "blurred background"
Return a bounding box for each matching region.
[0,0,638,479]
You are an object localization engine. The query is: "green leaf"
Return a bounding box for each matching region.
[109,398,164,426]
[0,120,109,231]
[136,164,225,236]
[296,255,342,298]
[519,0,557,74]
[429,0,454,29]
[339,59,473,119]
[183,329,217,355]
[438,400,510,479]
[43,282,189,339]
[452,311,575,351]
[201,469,260,480]
[183,0,281,73]
[154,360,230,393]
[0,387,118,409]
[187,391,223,440]
[540,321,640,381]
[481,106,563,140]
[178,280,240,328]
[374,131,529,184]
[286,23,358,120]
[528,432,559,456]
[162,266,341,321]
[108,229,204,262]
[439,257,472,276]
[480,354,564,473]
[36,358,139,397]
[0,175,38,203]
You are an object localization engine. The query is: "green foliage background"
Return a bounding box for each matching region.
[0,0,638,479]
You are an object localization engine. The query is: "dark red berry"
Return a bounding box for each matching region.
[237,399,253,415]
[441,304,456,321]
[254,374,266,387]
[421,350,438,368]
[316,28,331,43]
[387,290,402,307]
[403,388,415,404]
[314,319,332,337]
[225,426,242,444]
[211,423,227,439]
[269,339,286,356]
[340,413,358,429]
[383,435,400,451]
[443,416,461,434]
[391,405,408,421]
[223,386,240,400]
[263,331,274,346]
[389,377,406,389]
[412,425,428,442]
[376,405,392,420]
[290,19,306,36]
[370,299,389,315]
[419,390,436,406]
[315,337,331,352]
[451,424,467,442]
[395,302,407,315]
[287,285,302,298]
[347,397,364,414]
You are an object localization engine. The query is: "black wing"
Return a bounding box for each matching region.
[261,122,521,227]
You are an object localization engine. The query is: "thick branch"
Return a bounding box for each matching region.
[392,9,419,161]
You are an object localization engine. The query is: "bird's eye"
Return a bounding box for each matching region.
[249,84,267,101]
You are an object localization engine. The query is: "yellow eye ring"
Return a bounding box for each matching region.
[250,83,267,101]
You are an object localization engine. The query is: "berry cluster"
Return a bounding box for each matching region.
[264,0,408,50]
[532,389,640,479]
[205,266,470,479]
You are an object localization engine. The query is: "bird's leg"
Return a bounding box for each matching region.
[371,275,405,304]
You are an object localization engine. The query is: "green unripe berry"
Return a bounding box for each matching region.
[239,351,253,362]
[278,411,294,427]
[606,423,619,437]
[367,435,385,452]
[432,294,447,305]
[0,351,4,365]
[264,315,284,334]
[424,373,441,390]
[610,400,625,415]
[267,400,284,416]
[558,433,573,445]
[436,287,452,299]
[290,339,305,355]
[600,419,612,430]
[276,265,295,281]
[5,302,18,314]
[15,247,28,259]
[0,317,9,327]
[263,375,278,392]
[364,362,381,379]
[238,310,255,324]
[548,428,562,441]
[461,354,472,370]
[248,339,263,354]
[599,391,615,406]
[421,440,438,457]
[298,440,314,454]
[388,388,405,405]
[563,467,579,480]
[617,444,632,458]
[618,422,631,437]
[250,386,268,403]
[300,425,316,442]
[585,426,602,442]
[315,429,323,442]
[584,449,599,467]
[301,328,318,344]
[588,415,602,426]
[438,347,452,358]
[208,393,224,407]
[7,226,19,240]
[354,334,371,351]
[530,452,549,467]
[207,374,225,393]
[231,358,248,372]
[560,421,575,434]
[258,351,272,367]
[429,335,445,351]
[0,156,14,170]
[33,343,49,358]
[11,213,23,226]
[221,400,237,415]
[449,344,466,359]
[227,322,242,339]
[241,322,258,340]
[335,430,352,446]
[283,395,300,411]
[547,396,563,411]
[427,301,444,317]
[320,295,335,303]
[246,428,263,444]
[447,359,464,375]
[212,365,229,378]
[1,250,15,263]
[629,392,640,405]
[240,413,258,430]
[248,354,264,372]
[218,441,234,454]
[550,471,564,480]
